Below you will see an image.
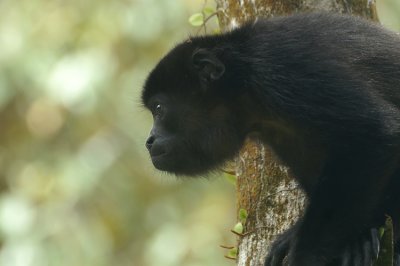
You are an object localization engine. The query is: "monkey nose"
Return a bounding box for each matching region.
[145,135,155,151]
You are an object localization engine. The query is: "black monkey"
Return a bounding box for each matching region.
[142,13,400,266]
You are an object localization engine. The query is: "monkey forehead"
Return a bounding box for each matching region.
[141,64,167,107]
[141,45,202,106]
[141,32,232,106]
[142,70,194,108]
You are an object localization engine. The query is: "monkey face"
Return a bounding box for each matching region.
[143,92,243,176]
[142,43,244,176]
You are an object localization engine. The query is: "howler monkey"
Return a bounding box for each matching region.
[142,13,400,266]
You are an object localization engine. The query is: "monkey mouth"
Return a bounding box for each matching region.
[149,144,167,158]
[151,152,167,160]
[150,150,169,165]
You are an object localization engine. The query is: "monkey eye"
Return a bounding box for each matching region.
[154,104,163,116]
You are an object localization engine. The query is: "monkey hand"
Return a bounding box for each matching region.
[334,228,380,266]
[265,227,381,266]
[264,224,298,266]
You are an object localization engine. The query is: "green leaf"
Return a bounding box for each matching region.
[224,172,236,186]
[239,208,248,223]
[203,7,215,17]
[374,216,394,266]
[227,247,238,259]
[213,28,221,35]
[188,13,204,27]
[233,222,244,234]
[378,227,385,238]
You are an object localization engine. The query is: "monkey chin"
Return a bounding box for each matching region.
[150,152,221,177]
[150,153,169,170]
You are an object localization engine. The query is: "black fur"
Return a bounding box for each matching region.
[142,13,400,265]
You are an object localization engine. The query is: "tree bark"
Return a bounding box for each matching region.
[214,1,379,265]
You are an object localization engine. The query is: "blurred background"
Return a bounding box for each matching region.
[0,1,398,266]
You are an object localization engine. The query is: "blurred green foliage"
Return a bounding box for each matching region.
[0,0,398,266]
[0,0,235,265]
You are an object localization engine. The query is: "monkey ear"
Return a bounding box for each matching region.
[192,49,225,84]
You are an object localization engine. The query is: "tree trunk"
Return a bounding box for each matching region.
[214,1,379,265]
